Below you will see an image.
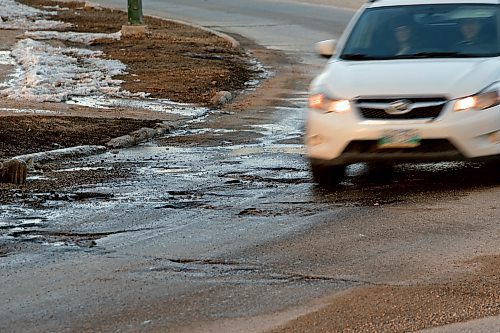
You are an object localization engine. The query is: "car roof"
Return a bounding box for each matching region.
[367,0,499,8]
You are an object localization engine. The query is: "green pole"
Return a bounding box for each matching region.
[127,0,143,25]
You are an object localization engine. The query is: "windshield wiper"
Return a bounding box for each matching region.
[394,52,484,59]
[341,53,381,60]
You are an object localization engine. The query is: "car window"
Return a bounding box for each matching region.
[341,4,500,60]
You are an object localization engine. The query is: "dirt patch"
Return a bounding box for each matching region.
[0,115,161,159]
[268,255,500,333]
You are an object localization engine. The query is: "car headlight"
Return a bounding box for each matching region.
[454,82,499,112]
[308,93,351,113]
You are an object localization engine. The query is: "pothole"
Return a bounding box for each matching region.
[154,201,209,209]
[5,230,111,248]
[222,172,311,185]
[1,191,114,208]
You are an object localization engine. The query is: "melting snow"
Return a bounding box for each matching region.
[25,31,122,45]
[0,0,70,30]
[0,51,15,65]
[0,0,224,117]
[1,39,128,102]
[0,108,59,114]
[66,96,208,117]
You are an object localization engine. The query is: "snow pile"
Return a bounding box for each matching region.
[0,0,71,30]
[1,39,128,102]
[25,31,122,45]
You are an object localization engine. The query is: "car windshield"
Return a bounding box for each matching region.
[341,4,500,60]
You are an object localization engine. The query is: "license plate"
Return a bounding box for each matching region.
[378,129,421,148]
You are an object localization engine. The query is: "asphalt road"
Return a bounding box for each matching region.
[1,1,499,332]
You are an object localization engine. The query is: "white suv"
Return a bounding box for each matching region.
[306,0,499,184]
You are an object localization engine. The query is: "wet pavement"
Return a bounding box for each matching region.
[1,89,497,256]
[0,85,499,332]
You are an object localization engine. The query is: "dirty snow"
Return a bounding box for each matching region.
[0,0,142,105]
[0,107,59,114]
[0,51,15,65]
[25,31,122,45]
[1,39,128,102]
[0,0,209,114]
[67,96,208,117]
[0,0,71,30]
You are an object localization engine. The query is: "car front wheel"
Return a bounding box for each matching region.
[310,162,345,186]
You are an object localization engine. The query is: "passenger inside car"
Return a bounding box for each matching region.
[394,24,415,55]
[459,18,482,43]
[455,17,496,53]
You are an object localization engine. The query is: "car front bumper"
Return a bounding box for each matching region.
[305,102,500,165]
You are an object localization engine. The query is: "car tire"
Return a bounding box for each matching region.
[310,163,345,186]
[368,162,395,181]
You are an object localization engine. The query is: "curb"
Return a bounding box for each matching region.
[106,122,173,149]
[14,145,108,165]
[152,16,240,48]
[11,121,175,165]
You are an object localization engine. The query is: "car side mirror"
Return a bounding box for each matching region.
[315,39,337,58]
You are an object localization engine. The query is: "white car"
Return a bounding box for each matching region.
[306,0,499,184]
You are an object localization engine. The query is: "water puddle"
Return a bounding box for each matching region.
[230,144,305,156]
[137,167,192,174]
[160,127,243,139]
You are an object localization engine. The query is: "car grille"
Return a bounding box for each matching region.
[355,97,447,120]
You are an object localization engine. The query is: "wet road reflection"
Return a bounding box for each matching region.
[314,162,499,206]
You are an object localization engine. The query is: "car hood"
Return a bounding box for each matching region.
[316,58,499,100]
